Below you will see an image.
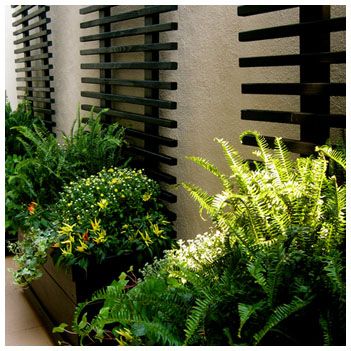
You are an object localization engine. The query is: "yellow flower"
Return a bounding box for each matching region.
[90,218,101,232]
[93,229,107,244]
[151,224,165,238]
[142,193,151,202]
[116,328,133,345]
[97,198,108,209]
[76,239,88,253]
[138,230,153,246]
[108,168,114,173]
[110,177,119,185]
[58,223,76,235]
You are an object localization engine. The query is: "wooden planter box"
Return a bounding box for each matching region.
[24,253,139,345]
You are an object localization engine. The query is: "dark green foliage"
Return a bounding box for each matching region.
[5,100,46,235]
[67,132,345,346]
[6,106,126,232]
[5,99,45,156]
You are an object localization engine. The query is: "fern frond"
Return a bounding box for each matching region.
[237,301,265,338]
[186,156,232,190]
[316,145,346,170]
[215,137,250,192]
[240,130,272,166]
[274,136,293,182]
[253,295,312,345]
[184,289,213,345]
[181,182,215,220]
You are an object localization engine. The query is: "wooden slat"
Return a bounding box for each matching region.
[14,41,52,54]
[15,64,53,72]
[79,6,111,15]
[129,146,177,165]
[237,5,298,16]
[81,91,176,109]
[12,6,49,27]
[15,53,52,63]
[239,51,346,67]
[145,169,176,184]
[14,29,51,45]
[81,5,178,28]
[81,42,177,55]
[82,77,177,90]
[241,110,346,128]
[16,76,53,82]
[12,5,34,17]
[17,86,54,92]
[159,190,177,203]
[33,108,55,115]
[242,135,316,154]
[13,18,51,36]
[80,22,178,42]
[125,128,177,147]
[17,95,55,103]
[242,83,345,96]
[81,61,177,70]
[81,104,177,128]
[239,17,346,42]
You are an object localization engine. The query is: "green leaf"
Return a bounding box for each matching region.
[78,312,88,329]
[119,272,127,281]
[52,322,68,333]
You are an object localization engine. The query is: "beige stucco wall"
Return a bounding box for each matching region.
[5,5,346,240]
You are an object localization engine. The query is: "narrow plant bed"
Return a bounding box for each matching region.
[25,253,146,345]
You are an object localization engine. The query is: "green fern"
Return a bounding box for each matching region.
[253,295,313,345]
[65,132,345,346]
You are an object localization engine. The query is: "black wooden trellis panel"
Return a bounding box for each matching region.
[238,5,346,154]
[79,5,178,218]
[12,5,55,128]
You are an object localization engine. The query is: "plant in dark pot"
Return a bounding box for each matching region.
[51,167,174,285]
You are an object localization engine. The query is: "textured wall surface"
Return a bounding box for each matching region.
[5,5,346,240]
[5,6,18,108]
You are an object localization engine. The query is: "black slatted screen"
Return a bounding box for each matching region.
[79,5,178,218]
[238,5,346,154]
[12,5,55,129]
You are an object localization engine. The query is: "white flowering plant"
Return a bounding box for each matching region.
[51,167,174,270]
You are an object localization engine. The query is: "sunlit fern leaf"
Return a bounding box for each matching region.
[186,156,232,190]
[181,182,215,220]
[240,130,272,167]
[316,145,346,171]
[274,136,293,182]
[215,137,250,192]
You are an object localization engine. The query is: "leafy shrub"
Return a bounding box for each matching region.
[6,106,126,232]
[5,99,45,156]
[5,100,46,235]
[52,167,174,270]
[67,132,345,346]
[11,168,174,285]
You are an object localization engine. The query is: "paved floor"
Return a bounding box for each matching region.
[5,256,55,346]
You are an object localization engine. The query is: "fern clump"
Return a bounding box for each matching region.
[7,106,126,233]
[67,131,345,346]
